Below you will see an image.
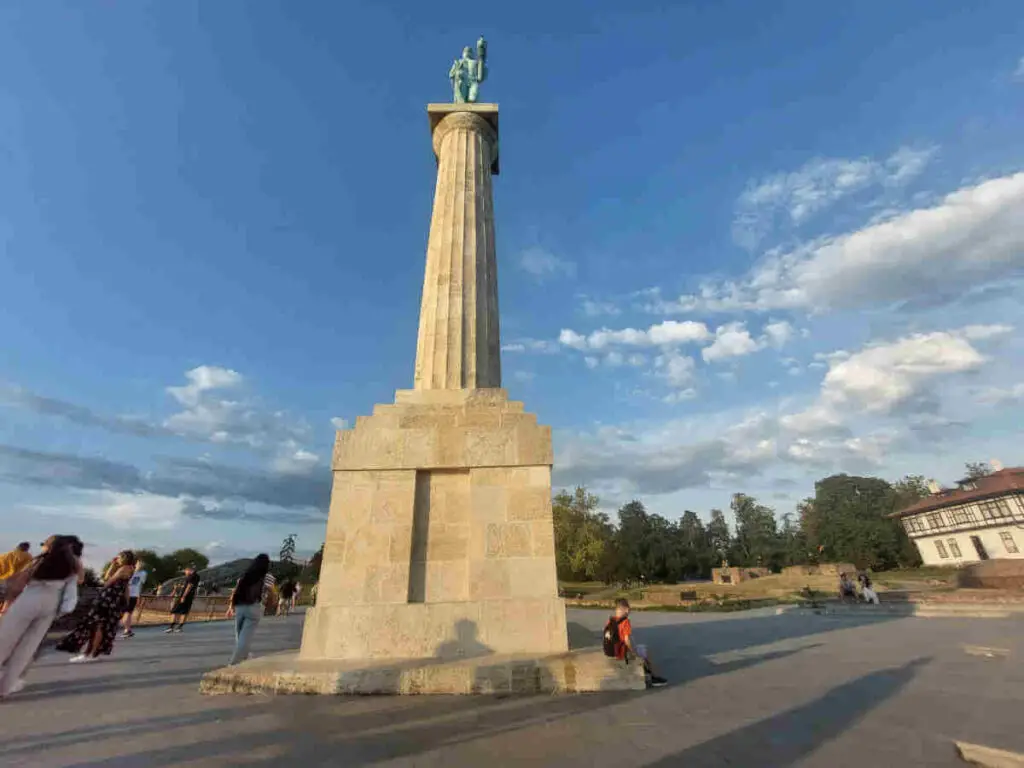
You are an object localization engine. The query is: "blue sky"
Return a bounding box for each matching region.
[1,2,1022,567]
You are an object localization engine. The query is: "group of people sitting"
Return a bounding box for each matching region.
[838,571,879,604]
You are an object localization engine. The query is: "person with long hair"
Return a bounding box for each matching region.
[57,550,136,662]
[226,554,270,665]
[0,535,80,698]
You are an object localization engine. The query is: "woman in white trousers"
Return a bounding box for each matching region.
[0,537,79,698]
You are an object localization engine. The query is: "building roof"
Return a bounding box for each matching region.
[890,467,1024,518]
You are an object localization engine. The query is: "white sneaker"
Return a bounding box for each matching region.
[69,654,89,663]
[9,679,24,694]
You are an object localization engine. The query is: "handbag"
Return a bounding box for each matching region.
[59,576,79,616]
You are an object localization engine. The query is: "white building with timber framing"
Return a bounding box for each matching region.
[890,466,1024,566]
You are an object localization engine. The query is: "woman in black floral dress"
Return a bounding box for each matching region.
[57,550,136,663]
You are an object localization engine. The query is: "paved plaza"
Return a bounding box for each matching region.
[1,608,1021,767]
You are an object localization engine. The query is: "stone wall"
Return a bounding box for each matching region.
[711,566,770,584]
[957,559,1024,589]
[783,563,857,577]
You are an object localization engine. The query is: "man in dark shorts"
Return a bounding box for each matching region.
[165,565,200,633]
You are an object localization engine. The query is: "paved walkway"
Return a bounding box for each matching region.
[1,608,1022,766]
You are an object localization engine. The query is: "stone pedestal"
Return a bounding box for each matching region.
[299,388,568,661]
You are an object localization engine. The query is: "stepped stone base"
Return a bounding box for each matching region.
[300,598,567,661]
[200,648,646,696]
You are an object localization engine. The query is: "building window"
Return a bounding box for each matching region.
[978,500,1012,521]
[934,540,949,559]
[949,507,977,526]
[904,517,924,534]
[1000,532,1019,554]
[947,539,962,558]
[927,512,946,530]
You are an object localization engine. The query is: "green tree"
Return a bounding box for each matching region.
[804,474,910,570]
[552,487,613,581]
[964,462,992,480]
[677,510,713,579]
[778,512,808,567]
[165,548,210,573]
[280,533,298,564]
[706,509,731,565]
[300,543,324,584]
[730,493,780,569]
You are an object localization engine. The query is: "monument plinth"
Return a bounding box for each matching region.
[201,43,644,694]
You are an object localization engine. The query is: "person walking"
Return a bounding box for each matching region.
[121,560,148,638]
[0,536,80,698]
[165,564,199,633]
[0,542,33,614]
[226,554,270,665]
[57,550,135,662]
[277,580,296,616]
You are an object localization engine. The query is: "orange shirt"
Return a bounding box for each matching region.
[0,549,32,581]
[615,616,632,660]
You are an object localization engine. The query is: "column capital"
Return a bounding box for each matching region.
[427,103,499,174]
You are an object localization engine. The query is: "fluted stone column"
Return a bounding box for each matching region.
[414,105,501,390]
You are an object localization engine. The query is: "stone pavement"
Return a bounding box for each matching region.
[1,608,1022,767]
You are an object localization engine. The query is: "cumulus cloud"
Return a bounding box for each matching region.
[654,349,696,388]
[518,247,576,281]
[559,320,710,351]
[733,146,937,247]
[330,417,349,430]
[701,322,762,363]
[781,325,1006,436]
[663,171,1024,315]
[163,366,311,450]
[553,323,1010,499]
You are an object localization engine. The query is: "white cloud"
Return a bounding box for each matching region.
[782,326,1005,434]
[330,417,349,430]
[702,322,761,363]
[559,320,710,351]
[579,297,621,317]
[663,388,697,403]
[518,247,576,280]
[668,171,1024,315]
[960,324,1013,341]
[733,146,936,247]
[502,338,559,354]
[166,366,242,408]
[604,351,625,367]
[885,146,939,186]
[163,366,311,451]
[584,356,599,369]
[25,490,183,531]
[763,320,795,349]
[654,349,696,388]
[1014,56,1024,82]
[976,383,1024,405]
[272,443,321,474]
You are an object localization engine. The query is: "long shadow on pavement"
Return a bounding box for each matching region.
[641,656,932,767]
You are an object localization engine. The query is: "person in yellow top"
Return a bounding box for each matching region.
[0,542,34,614]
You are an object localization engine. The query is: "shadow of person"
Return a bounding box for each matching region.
[434,619,493,660]
[640,656,932,767]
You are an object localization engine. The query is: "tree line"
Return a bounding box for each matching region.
[553,473,932,583]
